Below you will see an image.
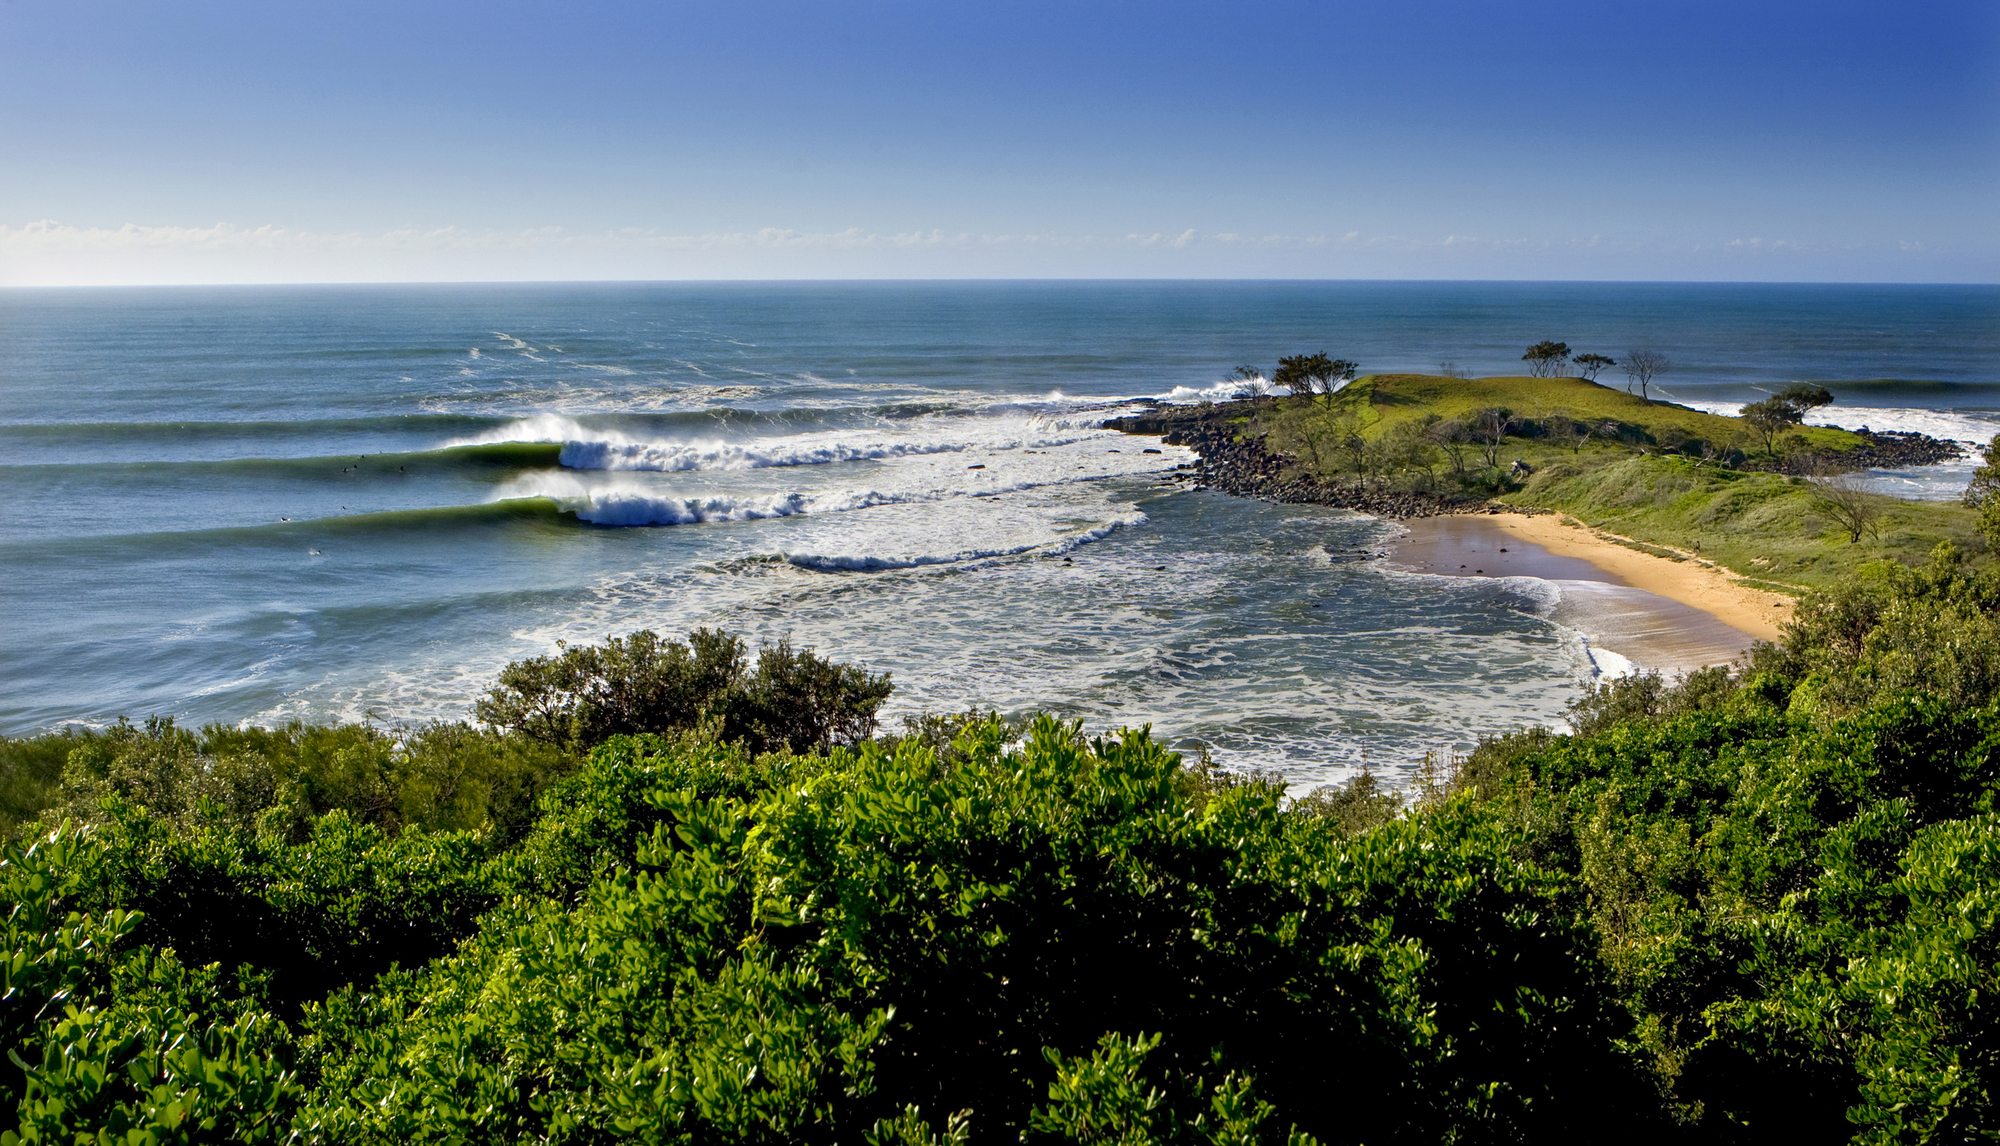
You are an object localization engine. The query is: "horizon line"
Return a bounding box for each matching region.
[5,276,1997,290]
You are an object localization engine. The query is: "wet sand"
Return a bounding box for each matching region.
[1384,514,1786,675]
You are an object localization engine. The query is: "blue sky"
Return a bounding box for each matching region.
[2,0,1994,284]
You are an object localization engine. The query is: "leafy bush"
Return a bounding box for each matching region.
[39,717,572,844]
[476,628,893,755]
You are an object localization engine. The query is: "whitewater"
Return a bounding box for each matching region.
[3,281,1995,789]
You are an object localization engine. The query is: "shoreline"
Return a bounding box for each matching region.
[1382,513,1790,674]
[1474,513,1792,642]
[1382,513,1789,674]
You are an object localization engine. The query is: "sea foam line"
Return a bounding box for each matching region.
[1673,399,1996,446]
[450,413,1130,474]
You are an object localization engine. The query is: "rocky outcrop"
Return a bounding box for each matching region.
[1106,400,1476,519]
[1105,398,1969,518]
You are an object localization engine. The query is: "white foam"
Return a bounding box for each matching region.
[1675,399,1995,447]
[1585,644,1639,680]
[560,428,1110,473]
[449,411,1178,478]
[492,471,905,525]
[783,505,1146,571]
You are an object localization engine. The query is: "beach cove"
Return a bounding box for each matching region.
[1383,511,1787,675]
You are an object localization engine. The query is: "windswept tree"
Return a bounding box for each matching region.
[1380,416,1444,489]
[1775,382,1835,417]
[1740,397,1803,455]
[1623,349,1669,398]
[1573,353,1616,382]
[1520,341,1571,377]
[1275,353,1358,406]
[1740,384,1837,456]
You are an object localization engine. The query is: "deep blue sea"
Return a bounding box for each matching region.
[3,281,1997,785]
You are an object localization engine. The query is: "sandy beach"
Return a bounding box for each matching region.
[1384,512,1794,674]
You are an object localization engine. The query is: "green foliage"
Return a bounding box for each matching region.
[1272,353,1356,407]
[37,716,573,844]
[1292,765,1403,835]
[1025,1032,1321,1145]
[475,627,746,750]
[476,628,893,756]
[1432,555,2000,1140]
[1573,353,1616,382]
[1520,340,1571,377]
[0,738,74,842]
[1748,543,2000,715]
[0,715,1669,1144]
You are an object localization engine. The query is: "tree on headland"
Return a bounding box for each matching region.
[1520,341,1571,377]
[1739,384,1836,457]
[1424,415,1474,473]
[1622,350,1669,398]
[1229,364,1271,397]
[1271,354,1311,399]
[1275,353,1358,407]
[1573,353,1615,382]
[1740,398,1799,455]
[1775,382,1834,416]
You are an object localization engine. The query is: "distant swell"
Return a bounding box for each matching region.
[0,441,562,478]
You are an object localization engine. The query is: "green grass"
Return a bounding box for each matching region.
[1253,374,1984,591]
[1278,372,1864,455]
[1508,453,1984,590]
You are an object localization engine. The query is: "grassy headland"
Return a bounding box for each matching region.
[1134,373,1980,593]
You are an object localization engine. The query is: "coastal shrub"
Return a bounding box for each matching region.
[1291,765,1402,834]
[0,717,1668,1144]
[476,628,893,755]
[1746,542,2000,716]
[1454,682,2000,1139]
[0,733,77,840]
[35,718,572,844]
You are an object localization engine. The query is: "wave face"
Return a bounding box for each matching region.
[5,281,1995,784]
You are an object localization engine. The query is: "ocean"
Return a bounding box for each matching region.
[3,281,1997,787]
